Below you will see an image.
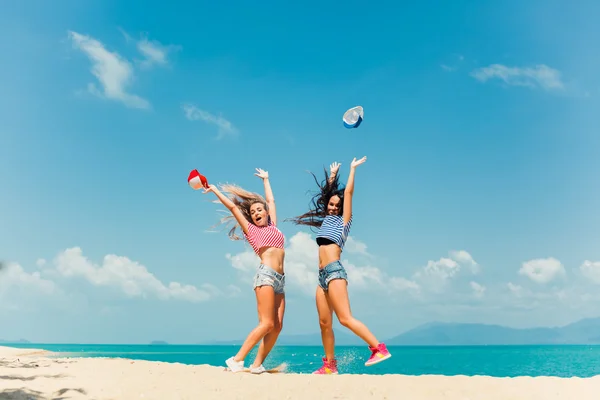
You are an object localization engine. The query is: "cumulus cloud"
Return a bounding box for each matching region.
[68,30,150,109]
[389,276,420,292]
[413,250,479,284]
[225,232,418,296]
[52,247,214,302]
[416,257,460,281]
[580,260,600,284]
[344,236,370,256]
[450,250,479,273]
[409,250,480,294]
[470,64,564,91]
[519,257,565,284]
[0,262,56,296]
[503,280,572,313]
[182,103,238,139]
[0,262,59,312]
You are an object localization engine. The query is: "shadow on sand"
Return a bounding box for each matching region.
[1,357,85,399]
[0,387,87,400]
[0,374,67,381]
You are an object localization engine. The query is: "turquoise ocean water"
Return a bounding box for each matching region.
[5,343,600,377]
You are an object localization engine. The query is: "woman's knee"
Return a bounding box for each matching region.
[319,317,333,331]
[260,320,275,333]
[337,315,353,328]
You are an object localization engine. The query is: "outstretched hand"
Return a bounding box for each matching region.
[255,168,269,180]
[329,161,341,175]
[202,184,216,194]
[350,156,367,168]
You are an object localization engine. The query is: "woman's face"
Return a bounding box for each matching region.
[250,202,269,226]
[327,195,341,216]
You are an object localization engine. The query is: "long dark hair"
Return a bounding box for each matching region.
[287,168,345,230]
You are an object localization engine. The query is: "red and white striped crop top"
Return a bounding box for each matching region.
[244,218,285,255]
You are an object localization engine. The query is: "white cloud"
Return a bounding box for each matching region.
[0,262,58,312]
[343,261,385,288]
[36,258,47,268]
[68,30,150,109]
[415,257,460,282]
[52,247,213,302]
[0,262,56,296]
[389,276,420,292]
[182,104,238,139]
[344,236,370,256]
[226,251,258,274]
[225,232,417,296]
[504,281,572,313]
[470,281,486,298]
[518,257,565,284]
[450,250,479,273]
[136,38,179,69]
[279,232,319,293]
[120,29,181,69]
[580,260,600,284]
[411,250,480,293]
[470,64,564,91]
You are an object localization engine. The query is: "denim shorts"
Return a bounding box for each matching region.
[253,264,285,294]
[318,260,348,291]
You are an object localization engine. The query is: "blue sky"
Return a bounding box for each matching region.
[2,0,600,344]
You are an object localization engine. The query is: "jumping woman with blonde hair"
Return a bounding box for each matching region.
[289,156,391,374]
[204,168,285,374]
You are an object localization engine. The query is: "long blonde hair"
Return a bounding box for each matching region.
[213,183,268,240]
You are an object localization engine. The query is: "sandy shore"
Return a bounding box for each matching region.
[1,346,599,399]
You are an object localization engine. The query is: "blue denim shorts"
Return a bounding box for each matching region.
[253,264,285,294]
[318,260,348,291]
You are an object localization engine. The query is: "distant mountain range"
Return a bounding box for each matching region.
[4,318,600,346]
[0,339,30,344]
[386,317,600,345]
[206,318,600,346]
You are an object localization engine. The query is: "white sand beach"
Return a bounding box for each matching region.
[1,345,598,399]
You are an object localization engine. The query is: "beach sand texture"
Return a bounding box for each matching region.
[1,346,598,399]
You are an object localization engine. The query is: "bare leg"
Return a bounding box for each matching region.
[327,279,379,348]
[233,286,276,361]
[251,293,285,367]
[316,285,335,361]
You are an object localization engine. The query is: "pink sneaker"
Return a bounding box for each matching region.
[312,357,338,374]
[365,343,392,366]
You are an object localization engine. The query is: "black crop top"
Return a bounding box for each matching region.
[316,237,336,246]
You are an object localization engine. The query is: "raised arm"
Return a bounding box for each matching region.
[328,161,341,184]
[255,168,277,225]
[343,156,367,225]
[203,184,249,234]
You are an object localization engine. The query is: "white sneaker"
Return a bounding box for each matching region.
[225,356,244,373]
[250,364,266,374]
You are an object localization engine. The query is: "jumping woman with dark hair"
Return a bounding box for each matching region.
[289,156,391,374]
[204,168,285,374]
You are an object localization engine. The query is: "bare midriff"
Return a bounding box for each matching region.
[318,243,342,269]
[258,247,285,274]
